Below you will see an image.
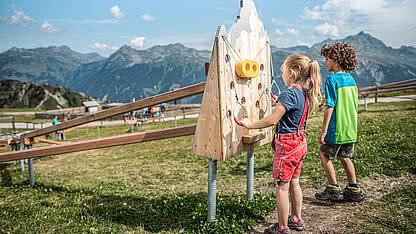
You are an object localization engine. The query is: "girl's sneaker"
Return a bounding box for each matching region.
[288,215,305,231]
[265,223,291,234]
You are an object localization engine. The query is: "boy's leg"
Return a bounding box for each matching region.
[276,181,290,229]
[315,148,343,201]
[338,157,357,184]
[289,177,302,221]
[319,152,337,184]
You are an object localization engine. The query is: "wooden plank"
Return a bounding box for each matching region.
[34,138,67,145]
[0,125,196,163]
[21,82,205,140]
[192,37,224,160]
[360,86,416,95]
[242,133,265,144]
[0,139,11,145]
[359,78,416,92]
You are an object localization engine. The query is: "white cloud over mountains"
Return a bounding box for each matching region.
[110,5,125,19]
[0,10,33,26]
[301,0,416,47]
[40,21,64,33]
[141,14,155,21]
[130,37,145,47]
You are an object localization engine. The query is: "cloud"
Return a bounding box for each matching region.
[314,23,339,38]
[275,29,284,36]
[130,37,145,47]
[302,6,324,20]
[89,42,109,49]
[110,5,124,19]
[141,14,155,21]
[302,0,416,47]
[287,28,299,36]
[1,10,33,26]
[40,21,64,33]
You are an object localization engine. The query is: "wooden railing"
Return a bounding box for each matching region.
[359,78,416,97]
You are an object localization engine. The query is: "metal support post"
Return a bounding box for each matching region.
[25,145,34,186]
[97,126,100,136]
[17,144,24,172]
[86,127,88,136]
[246,145,254,200]
[364,96,367,112]
[207,158,217,222]
[76,128,78,136]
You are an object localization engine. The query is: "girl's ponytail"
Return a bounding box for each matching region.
[281,54,321,111]
[308,60,321,111]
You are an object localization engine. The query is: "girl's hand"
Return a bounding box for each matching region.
[239,117,251,129]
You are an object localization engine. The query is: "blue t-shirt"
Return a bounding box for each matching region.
[52,119,59,125]
[276,88,307,134]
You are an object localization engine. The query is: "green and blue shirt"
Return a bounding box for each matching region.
[324,73,358,144]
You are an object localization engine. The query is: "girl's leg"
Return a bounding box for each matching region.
[320,152,337,184]
[289,177,303,222]
[276,181,290,229]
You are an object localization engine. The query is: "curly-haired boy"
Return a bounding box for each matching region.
[315,42,364,202]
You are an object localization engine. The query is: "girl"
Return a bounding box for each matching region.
[240,54,321,234]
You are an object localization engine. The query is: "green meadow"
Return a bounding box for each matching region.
[0,101,415,233]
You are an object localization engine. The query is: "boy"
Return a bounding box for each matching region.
[315,42,364,202]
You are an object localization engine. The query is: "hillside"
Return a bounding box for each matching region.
[0,79,96,110]
[0,45,104,86]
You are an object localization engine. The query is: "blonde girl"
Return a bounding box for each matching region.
[240,54,321,234]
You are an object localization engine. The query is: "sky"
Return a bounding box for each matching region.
[1,0,415,57]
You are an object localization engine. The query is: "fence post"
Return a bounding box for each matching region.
[375,87,378,103]
[364,96,368,112]
[16,144,24,172]
[12,117,16,132]
[97,126,100,136]
[86,127,88,136]
[246,145,254,200]
[25,144,34,186]
[207,158,217,222]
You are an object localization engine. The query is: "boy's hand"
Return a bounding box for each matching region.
[319,130,327,144]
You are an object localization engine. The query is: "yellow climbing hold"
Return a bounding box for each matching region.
[235,60,259,78]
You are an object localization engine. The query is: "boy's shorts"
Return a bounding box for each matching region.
[320,143,355,158]
[273,132,307,182]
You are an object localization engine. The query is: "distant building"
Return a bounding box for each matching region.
[82,101,100,112]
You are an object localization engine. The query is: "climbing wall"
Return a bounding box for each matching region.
[192,0,273,160]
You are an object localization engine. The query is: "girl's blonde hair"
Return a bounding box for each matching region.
[281,54,321,111]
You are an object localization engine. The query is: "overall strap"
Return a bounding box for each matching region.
[297,91,310,133]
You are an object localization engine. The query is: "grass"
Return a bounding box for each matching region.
[0,101,415,233]
[0,108,41,113]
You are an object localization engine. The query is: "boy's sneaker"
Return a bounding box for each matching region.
[315,184,343,201]
[343,186,365,202]
[264,223,291,234]
[288,215,304,231]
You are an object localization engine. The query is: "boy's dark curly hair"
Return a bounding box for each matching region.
[320,42,358,72]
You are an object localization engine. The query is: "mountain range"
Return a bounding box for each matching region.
[1,31,415,104]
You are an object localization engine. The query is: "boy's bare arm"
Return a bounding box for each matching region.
[320,106,334,144]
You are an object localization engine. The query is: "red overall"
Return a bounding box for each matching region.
[273,92,310,182]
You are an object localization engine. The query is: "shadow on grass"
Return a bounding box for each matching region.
[9,181,274,233]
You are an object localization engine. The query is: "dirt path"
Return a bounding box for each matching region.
[248,173,416,233]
